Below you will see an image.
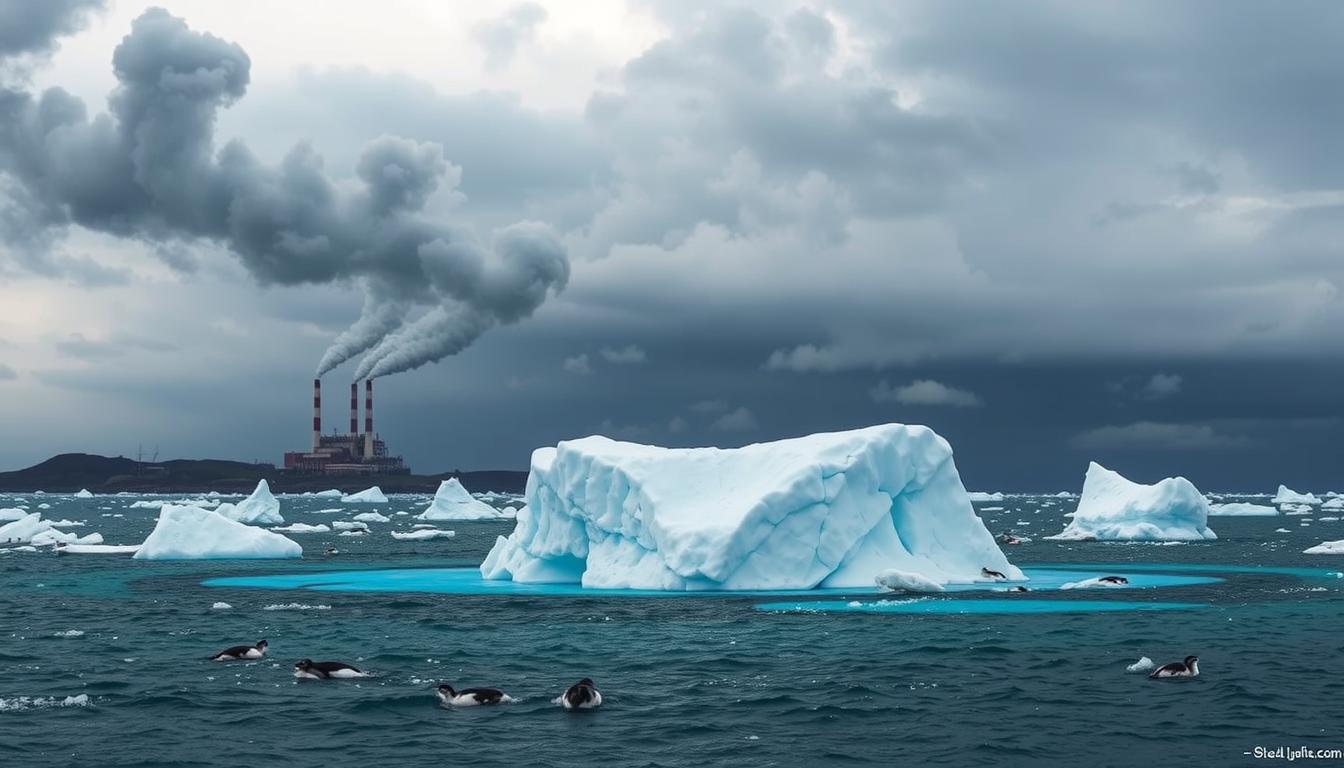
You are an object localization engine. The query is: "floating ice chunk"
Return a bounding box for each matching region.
[214,480,284,525]
[1126,657,1155,673]
[48,519,86,527]
[332,521,369,532]
[1323,498,1344,510]
[342,486,387,503]
[129,500,164,509]
[133,505,302,560]
[1281,504,1313,515]
[1060,577,1126,590]
[262,603,330,611]
[418,479,508,521]
[0,508,28,522]
[32,529,103,547]
[272,523,331,533]
[1273,486,1320,505]
[1208,502,1277,517]
[1320,517,1340,522]
[0,512,55,544]
[1304,540,1344,555]
[53,629,84,637]
[482,423,1021,590]
[391,528,456,540]
[1275,528,1291,533]
[875,569,946,593]
[968,491,1004,502]
[74,489,93,498]
[313,489,343,498]
[211,602,233,610]
[353,512,390,523]
[56,543,139,555]
[1047,463,1217,542]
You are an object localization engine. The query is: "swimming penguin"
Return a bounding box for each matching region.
[1006,585,1030,592]
[998,534,1023,546]
[558,678,603,710]
[1098,575,1129,585]
[980,567,1008,581]
[1149,655,1199,679]
[324,548,339,556]
[210,639,267,661]
[293,659,367,679]
[436,684,514,707]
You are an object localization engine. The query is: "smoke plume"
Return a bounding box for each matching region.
[0,6,569,379]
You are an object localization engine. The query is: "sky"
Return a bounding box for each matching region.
[0,0,1341,491]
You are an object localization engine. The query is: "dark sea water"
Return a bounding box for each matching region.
[3,492,1344,767]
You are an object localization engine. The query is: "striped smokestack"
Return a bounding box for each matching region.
[312,378,321,452]
[349,382,358,434]
[363,379,374,459]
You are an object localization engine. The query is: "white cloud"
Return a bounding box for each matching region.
[710,406,758,432]
[562,353,591,374]
[599,344,647,364]
[1070,421,1252,451]
[869,379,983,408]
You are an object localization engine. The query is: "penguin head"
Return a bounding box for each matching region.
[577,678,594,687]
[256,639,268,650]
[295,659,312,671]
[1184,655,1199,666]
[437,684,456,697]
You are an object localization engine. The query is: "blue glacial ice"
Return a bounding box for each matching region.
[479,424,1022,590]
[1048,462,1217,542]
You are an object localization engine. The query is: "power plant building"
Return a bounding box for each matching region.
[283,379,408,475]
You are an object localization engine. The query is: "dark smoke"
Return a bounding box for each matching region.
[0,6,569,378]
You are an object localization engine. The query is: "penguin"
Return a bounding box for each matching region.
[558,678,603,710]
[998,534,1023,546]
[1006,585,1030,592]
[1149,655,1199,679]
[324,548,340,556]
[210,639,267,661]
[293,659,367,679]
[1098,575,1129,585]
[436,683,513,707]
[980,567,1008,581]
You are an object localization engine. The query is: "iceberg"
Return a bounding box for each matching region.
[390,528,456,540]
[1304,540,1344,555]
[74,489,93,498]
[133,505,302,560]
[214,480,284,524]
[0,512,56,544]
[272,523,331,533]
[352,512,390,523]
[1208,502,1278,517]
[332,521,369,532]
[481,424,1021,590]
[967,491,1004,502]
[1323,498,1344,510]
[875,569,946,592]
[418,479,508,521]
[1273,486,1320,505]
[342,486,387,503]
[1048,463,1217,542]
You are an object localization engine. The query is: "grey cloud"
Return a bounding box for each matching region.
[869,379,983,408]
[710,406,758,432]
[474,3,548,71]
[562,353,591,375]
[0,0,103,59]
[0,362,15,380]
[1141,373,1183,400]
[600,344,646,364]
[1070,421,1253,452]
[54,331,177,360]
[0,9,568,380]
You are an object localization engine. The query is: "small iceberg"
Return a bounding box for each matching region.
[418,479,508,521]
[214,480,284,525]
[1304,540,1344,555]
[133,505,302,560]
[1273,486,1320,505]
[352,512,390,523]
[1208,502,1277,517]
[875,569,945,593]
[74,489,94,498]
[332,521,369,532]
[1126,657,1155,673]
[56,543,137,555]
[1047,463,1216,542]
[342,486,387,504]
[272,523,331,533]
[968,491,1005,502]
[391,528,456,541]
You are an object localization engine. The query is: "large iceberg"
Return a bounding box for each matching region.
[1048,463,1217,541]
[480,424,1020,590]
[134,505,302,560]
[418,479,509,521]
[214,480,283,524]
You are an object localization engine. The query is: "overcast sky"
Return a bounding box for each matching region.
[1,0,1340,491]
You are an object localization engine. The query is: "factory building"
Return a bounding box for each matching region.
[283,379,409,475]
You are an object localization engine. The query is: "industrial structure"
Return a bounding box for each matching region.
[283,379,409,475]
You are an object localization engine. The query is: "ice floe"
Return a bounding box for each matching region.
[875,569,946,592]
[391,528,456,541]
[1273,486,1320,505]
[1047,463,1216,542]
[1304,540,1344,555]
[418,479,510,521]
[133,505,302,560]
[214,480,284,525]
[1208,502,1277,516]
[342,486,387,503]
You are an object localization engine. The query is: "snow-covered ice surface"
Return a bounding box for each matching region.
[134,505,302,560]
[214,480,283,525]
[482,424,1020,590]
[342,486,388,503]
[1304,540,1344,555]
[1208,502,1278,517]
[1048,463,1217,542]
[418,479,510,521]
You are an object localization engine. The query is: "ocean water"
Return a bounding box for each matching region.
[3,492,1344,767]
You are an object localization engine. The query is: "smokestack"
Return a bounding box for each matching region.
[349,382,358,435]
[312,378,321,452]
[364,379,374,459]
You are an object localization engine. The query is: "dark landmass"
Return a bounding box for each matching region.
[0,453,527,494]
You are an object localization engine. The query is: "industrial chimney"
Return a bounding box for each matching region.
[349,382,358,435]
[312,378,321,452]
[363,379,374,459]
